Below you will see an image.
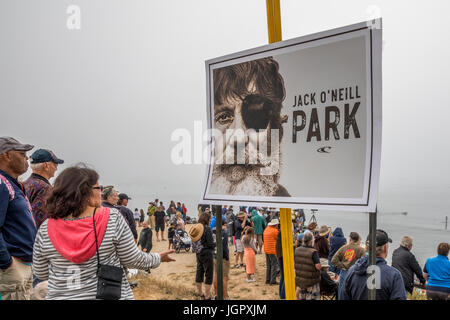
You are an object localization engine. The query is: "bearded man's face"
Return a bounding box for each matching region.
[210,83,283,196]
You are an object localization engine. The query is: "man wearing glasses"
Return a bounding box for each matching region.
[0,137,36,300]
[210,57,290,197]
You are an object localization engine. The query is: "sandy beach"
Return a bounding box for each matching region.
[131,224,280,300]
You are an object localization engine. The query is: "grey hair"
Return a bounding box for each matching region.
[303,232,314,246]
[31,163,46,171]
[400,236,413,248]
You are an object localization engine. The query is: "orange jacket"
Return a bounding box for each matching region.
[263,226,279,255]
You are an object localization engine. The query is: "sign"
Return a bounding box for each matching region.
[201,20,382,212]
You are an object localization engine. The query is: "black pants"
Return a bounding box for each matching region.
[266,254,278,284]
[196,253,214,285]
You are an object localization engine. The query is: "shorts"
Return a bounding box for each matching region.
[155,224,165,232]
[196,253,214,285]
[235,239,244,253]
[0,257,33,300]
[256,234,263,245]
[214,258,230,278]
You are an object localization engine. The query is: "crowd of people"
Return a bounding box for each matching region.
[190,205,449,300]
[1,136,449,301]
[0,137,175,300]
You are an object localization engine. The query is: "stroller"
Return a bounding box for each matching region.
[173,229,192,253]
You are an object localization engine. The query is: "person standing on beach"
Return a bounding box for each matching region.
[147,202,156,229]
[117,193,138,241]
[331,232,365,298]
[139,221,153,253]
[422,242,450,300]
[190,213,216,300]
[175,211,185,231]
[294,232,322,300]
[133,208,140,228]
[23,149,64,229]
[391,236,426,296]
[242,227,257,282]
[139,209,145,226]
[154,205,166,241]
[263,219,280,285]
[213,222,231,300]
[328,227,346,277]
[0,137,36,300]
[233,212,252,268]
[251,209,266,254]
[340,230,406,300]
[32,165,175,300]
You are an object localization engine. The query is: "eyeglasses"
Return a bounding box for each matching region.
[93,185,104,191]
[215,94,275,130]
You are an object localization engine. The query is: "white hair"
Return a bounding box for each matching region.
[400,236,413,248]
[31,163,46,171]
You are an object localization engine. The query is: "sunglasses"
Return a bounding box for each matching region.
[93,185,104,191]
[216,94,275,130]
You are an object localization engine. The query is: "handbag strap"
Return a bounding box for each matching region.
[92,208,101,269]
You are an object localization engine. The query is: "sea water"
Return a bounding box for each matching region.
[130,189,449,266]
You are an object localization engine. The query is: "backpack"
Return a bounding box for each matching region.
[0,173,15,201]
[192,239,204,254]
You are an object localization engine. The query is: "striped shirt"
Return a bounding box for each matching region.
[32,208,161,300]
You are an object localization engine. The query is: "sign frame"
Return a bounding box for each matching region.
[201,19,382,212]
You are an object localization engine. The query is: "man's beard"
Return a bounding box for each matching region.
[209,154,282,196]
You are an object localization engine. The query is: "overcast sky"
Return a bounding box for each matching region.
[1,0,449,212]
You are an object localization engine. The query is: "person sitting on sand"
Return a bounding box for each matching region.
[242,227,257,283]
[175,211,185,231]
[32,164,175,300]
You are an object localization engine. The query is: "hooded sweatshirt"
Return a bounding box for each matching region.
[328,227,346,262]
[340,255,406,300]
[32,208,161,300]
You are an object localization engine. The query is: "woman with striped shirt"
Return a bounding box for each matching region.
[32,164,175,300]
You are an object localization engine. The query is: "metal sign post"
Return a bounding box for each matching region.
[266,0,296,301]
[368,208,377,300]
[214,205,224,300]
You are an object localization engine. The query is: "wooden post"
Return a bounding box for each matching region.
[266,0,296,301]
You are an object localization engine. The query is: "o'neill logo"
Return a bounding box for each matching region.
[317,146,332,153]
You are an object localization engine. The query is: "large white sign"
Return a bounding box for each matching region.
[201,20,382,212]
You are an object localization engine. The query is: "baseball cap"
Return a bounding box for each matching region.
[30,149,64,164]
[367,229,393,246]
[118,193,131,200]
[0,137,34,155]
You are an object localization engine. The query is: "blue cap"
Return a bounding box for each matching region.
[297,233,305,241]
[30,149,64,164]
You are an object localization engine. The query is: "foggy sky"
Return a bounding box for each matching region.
[1,0,449,212]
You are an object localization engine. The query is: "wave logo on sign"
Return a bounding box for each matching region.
[317,146,332,154]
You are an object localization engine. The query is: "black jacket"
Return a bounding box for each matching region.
[199,226,216,256]
[102,202,138,240]
[139,228,153,252]
[391,246,426,293]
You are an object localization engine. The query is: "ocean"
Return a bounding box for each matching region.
[129,189,449,267]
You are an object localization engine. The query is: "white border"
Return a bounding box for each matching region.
[201,19,382,212]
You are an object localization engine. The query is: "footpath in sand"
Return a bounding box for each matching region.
[131,224,280,300]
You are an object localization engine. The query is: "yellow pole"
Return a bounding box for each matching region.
[266,0,296,300]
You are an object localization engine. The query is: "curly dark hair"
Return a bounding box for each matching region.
[46,164,99,219]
